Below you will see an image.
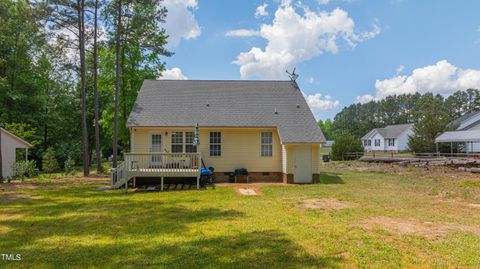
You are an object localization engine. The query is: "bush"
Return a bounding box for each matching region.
[64,157,76,175]
[42,147,59,173]
[11,160,38,180]
[330,134,363,161]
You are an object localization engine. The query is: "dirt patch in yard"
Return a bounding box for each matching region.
[358,216,480,240]
[303,198,357,210]
[467,203,480,209]
[0,193,37,201]
[235,186,262,196]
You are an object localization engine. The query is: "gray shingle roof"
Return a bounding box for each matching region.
[127,80,325,143]
[382,124,413,138]
[436,130,480,143]
[362,124,413,139]
[448,111,480,129]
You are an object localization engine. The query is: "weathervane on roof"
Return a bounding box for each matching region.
[286,67,299,81]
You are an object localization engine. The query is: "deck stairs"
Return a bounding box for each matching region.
[111,162,131,189]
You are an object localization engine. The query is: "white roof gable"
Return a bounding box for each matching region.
[1,128,32,148]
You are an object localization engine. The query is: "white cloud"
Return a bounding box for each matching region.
[356,60,480,103]
[355,94,376,104]
[306,76,315,84]
[230,1,381,79]
[395,65,405,75]
[318,0,330,4]
[159,67,188,80]
[303,92,341,118]
[255,3,269,18]
[225,29,261,37]
[163,0,201,47]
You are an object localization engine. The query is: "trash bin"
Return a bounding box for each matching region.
[228,173,235,183]
[322,155,330,163]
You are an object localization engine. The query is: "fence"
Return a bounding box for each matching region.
[341,151,480,161]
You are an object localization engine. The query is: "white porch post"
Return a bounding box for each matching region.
[197,152,201,190]
[161,176,164,191]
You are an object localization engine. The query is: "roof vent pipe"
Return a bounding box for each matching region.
[274,108,278,114]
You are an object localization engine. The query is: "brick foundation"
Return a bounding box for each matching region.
[214,172,283,183]
[282,173,294,184]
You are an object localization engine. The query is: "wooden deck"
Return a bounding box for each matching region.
[111,152,202,190]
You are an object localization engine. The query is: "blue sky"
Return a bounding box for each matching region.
[161,0,480,120]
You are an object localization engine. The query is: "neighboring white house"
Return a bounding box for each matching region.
[1,127,32,179]
[436,111,480,152]
[361,124,414,152]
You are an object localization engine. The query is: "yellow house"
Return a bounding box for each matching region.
[111,80,325,189]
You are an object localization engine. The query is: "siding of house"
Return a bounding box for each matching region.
[312,144,320,174]
[131,127,283,172]
[396,129,414,151]
[1,131,27,178]
[364,133,385,151]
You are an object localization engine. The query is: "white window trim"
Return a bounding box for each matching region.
[170,131,197,153]
[209,132,222,157]
[171,131,184,153]
[260,132,273,157]
[185,131,197,153]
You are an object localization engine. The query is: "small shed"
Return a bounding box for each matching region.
[1,127,32,179]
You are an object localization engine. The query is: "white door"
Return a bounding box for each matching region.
[294,145,312,183]
[150,134,162,167]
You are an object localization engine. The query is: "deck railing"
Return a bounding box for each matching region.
[111,161,127,187]
[111,152,202,190]
[124,152,202,173]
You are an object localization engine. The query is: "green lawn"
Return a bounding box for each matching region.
[1,164,480,268]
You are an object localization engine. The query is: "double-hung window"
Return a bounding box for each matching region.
[185,132,197,153]
[375,139,380,147]
[388,138,395,147]
[261,132,273,157]
[171,131,197,153]
[171,132,184,153]
[209,132,221,156]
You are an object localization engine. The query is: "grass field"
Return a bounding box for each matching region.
[1,163,480,268]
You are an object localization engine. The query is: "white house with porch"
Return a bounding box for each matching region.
[111,80,326,190]
[361,124,414,152]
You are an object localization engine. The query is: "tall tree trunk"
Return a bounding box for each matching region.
[93,0,103,173]
[120,44,127,151]
[0,124,3,181]
[113,0,122,168]
[78,0,90,176]
[44,82,49,151]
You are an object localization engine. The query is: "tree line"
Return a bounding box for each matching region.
[319,89,480,155]
[0,0,171,178]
